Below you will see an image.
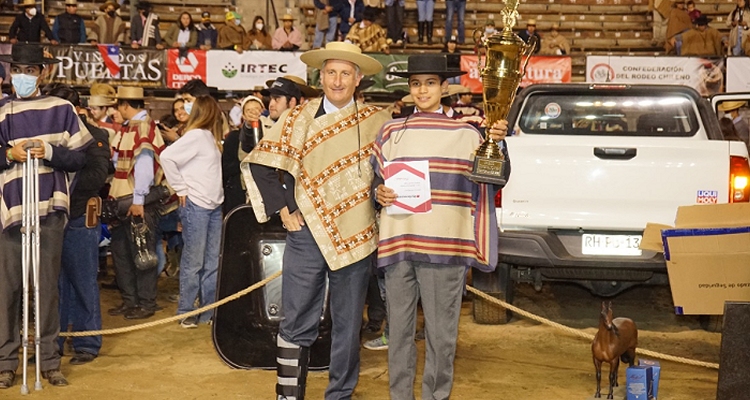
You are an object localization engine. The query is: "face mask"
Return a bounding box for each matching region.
[26,7,37,16]
[255,23,264,30]
[203,21,210,27]
[485,27,495,34]
[234,19,242,26]
[107,10,115,17]
[142,10,149,16]
[183,101,193,115]
[12,74,38,98]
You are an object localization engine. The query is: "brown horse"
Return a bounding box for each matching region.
[591,301,638,399]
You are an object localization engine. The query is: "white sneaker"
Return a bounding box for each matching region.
[363,334,388,350]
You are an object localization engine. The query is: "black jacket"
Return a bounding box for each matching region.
[68,119,110,219]
[9,13,54,42]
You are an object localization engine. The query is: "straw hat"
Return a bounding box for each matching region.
[448,84,471,96]
[89,95,116,107]
[99,0,119,11]
[389,54,466,79]
[265,75,319,98]
[0,44,60,65]
[300,42,382,76]
[115,86,144,100]
[17,0,37,8]
[90,82,116,97]
[527,19,537,26]
[280,14,296,21]
[718,100,746,112]
[65,0,77,6]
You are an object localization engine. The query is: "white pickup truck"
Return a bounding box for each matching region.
[472,84,750,324]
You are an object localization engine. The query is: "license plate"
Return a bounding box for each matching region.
[581,234,643,256]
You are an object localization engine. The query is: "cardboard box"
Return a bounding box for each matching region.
[640,203,750,315]
[626,365,654,400]
[639,359,661,399]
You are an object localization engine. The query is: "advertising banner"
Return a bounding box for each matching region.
[205,50,307,90]
[726,57,750,93]
[47,45,166,87]
[460,55,572,93]
[166,49,207,89]
[586,56,725,96]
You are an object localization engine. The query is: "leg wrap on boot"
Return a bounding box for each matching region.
[276,335,310,400]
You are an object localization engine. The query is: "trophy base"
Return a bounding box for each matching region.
[466,157,508,186]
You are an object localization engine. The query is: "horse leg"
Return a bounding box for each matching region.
[627,347,636,367]
[607,359,619,399]
[593,358,602,398]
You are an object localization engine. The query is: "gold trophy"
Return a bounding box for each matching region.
[468,3,537,185]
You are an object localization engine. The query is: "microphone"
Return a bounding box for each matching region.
[250,120,262,147]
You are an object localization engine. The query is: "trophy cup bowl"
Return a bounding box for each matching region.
[467,27,536,185]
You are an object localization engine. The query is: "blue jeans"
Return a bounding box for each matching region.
[445,0,466,43]
[313,15,339,48]
[58,216,102,355]
[177,198,222,323]
[417,0,434,22]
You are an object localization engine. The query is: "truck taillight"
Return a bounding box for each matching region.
[730,156,750,202]
[495,190,502,207]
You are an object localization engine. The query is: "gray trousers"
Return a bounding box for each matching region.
[384,261,465,400]
[0,212,65,372]
[280,225,371,400]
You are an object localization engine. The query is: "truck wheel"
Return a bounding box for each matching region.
[471,263,514,325]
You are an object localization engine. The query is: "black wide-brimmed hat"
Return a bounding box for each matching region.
[0,45,60,65]
[389,54,466,79]
[694,15,712,25]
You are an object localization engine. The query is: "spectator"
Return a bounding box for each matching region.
[451,85,483,117]
[649,0,671,47]
[416,0,434,44]
[161,98,188,144]
[727,0,750,55]
[680,15,724,56]
[88,95,116,124]
[49,85,110,367]
[385,0,405,47]
[52,0,86,44]
[339,0,364,38]
[518,19,540,53]
[441,35,461,84]
[196,11,218,49]
[665,0,692,54]
[227,94,243,128]
[88,0,126,45]
[540,23,570,55]
[258,77,301,130]
[313,0,338,49]
[444,0,465,44]
[218,11,247,52]
[246,16,272,50]
[222,95,265,214]
[130,1,163,49]
[160,95,224,328]
[272,14,304,51]
[0,44,91,389]
[346,8,391,54]
[163,11,197,49]
[687,0,702,22]
[9,0,59,45]
[107,86,166,321]
[718,101,749,144]
[720,117,745,143]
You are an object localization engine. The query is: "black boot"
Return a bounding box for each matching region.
[427,21,433,45]
[276,336,310,400]
[417,21,424,44]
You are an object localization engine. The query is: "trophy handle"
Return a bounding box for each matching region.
[473,29,486,73]
[521,36,537,77]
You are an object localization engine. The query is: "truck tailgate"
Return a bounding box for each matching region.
[501,135,731,231]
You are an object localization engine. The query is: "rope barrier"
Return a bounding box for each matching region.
[59,271,720,370]
[59,270,282,337]
[466,286,720,370]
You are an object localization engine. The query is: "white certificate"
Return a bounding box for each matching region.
[383,160,432,215]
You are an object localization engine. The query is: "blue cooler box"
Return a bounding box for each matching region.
[638,359,661,399]
[626,365,654,400]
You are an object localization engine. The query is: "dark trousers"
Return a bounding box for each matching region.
[57,215,102,355]
[366,272,386,324]
[110,210,159,310]
[386,2,404,42]
[0,212,65,372]
[280,225,371,400]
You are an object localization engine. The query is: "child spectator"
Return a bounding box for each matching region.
[346,8,391,53]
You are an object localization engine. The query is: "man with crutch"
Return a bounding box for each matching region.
[0,44,92,390]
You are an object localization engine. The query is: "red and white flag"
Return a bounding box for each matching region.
[98,44,120,78]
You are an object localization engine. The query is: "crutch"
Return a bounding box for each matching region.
[20,141,42,395]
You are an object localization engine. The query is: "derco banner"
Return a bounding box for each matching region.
[460,55,572,93]
[167,49,207,89]
[586,56,725,96]
[205,50,306,90]
[48,45,166,87]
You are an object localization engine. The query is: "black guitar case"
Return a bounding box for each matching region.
[212,205,332,370]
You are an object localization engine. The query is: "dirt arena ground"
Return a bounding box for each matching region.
[3,277,720,400]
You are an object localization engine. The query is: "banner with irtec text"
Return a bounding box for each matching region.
[586,56,725,96]
[47,45,166,87]
[205,50,307,91]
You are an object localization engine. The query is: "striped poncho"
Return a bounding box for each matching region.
[371,113,500,272]
[0,96,93,231]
